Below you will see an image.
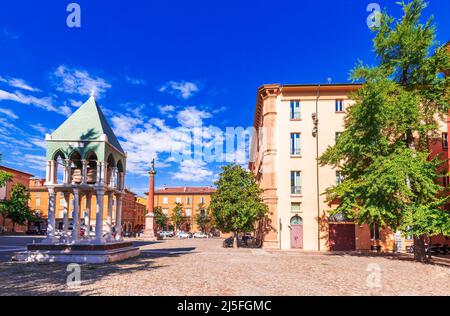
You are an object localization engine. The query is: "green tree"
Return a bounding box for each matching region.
[195,203,210,233]
[210,164,268,248]
[7,183,33,232]
[171,203,184,234]
[319,0,450,262]
[154,206,168,231]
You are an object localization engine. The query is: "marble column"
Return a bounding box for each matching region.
[85,193,92,239]
[96,161,102,185]
[63,192,70,239]
[64,159,72,184]
[82,160,88,185]
[95,189,105,243]
[50,160,56,184]
[106,192,114,241]
[101,162,108,186]
[72,189,80,242]
[115,193,123,241]
[45,161,52,183]
[45,188,56,243]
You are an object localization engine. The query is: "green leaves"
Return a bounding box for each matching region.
[210,164,268,234]
[6,183,33,227]
[154,206,168,230]
[171,203,184,230]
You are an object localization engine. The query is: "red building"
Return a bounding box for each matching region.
[0,165,33,233]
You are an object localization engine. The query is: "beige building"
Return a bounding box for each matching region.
[249,83,449,251]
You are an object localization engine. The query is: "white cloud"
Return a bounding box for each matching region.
[0,76,40,92]
[159,81,199,99]
[51,65,111,98]
[30,123,49,135]
[59,105,73,117]
[171,159,214,182]
[0,107,18,119]
[125,76,146,85]
[177,106,212,127]
[0,89,58,112]
[69,99,84,107]
[158,105,176,116]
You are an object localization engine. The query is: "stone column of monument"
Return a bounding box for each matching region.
[144,160,157,240]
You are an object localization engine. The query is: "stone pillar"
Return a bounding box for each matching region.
[45,188,57,243]
[115,193,123,241]
[106,192,114,241]
[96,161,102,185]
[82,160,88,185]
[144,170,157,240]
[45,161,52,183]
[50,160,56,184]
[64,159,72,184]
[85,193,92,239]
[101,162,108,186]
[72,189,80,242]
[95,189,105,243]
[63,192,70,239]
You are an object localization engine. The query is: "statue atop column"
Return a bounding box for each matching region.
[143,158,158,240]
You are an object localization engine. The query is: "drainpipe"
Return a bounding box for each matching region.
[315,85,321,251]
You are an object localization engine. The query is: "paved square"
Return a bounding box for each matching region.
[0,236,449,296]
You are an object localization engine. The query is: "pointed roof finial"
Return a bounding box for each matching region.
[90,88,96,98]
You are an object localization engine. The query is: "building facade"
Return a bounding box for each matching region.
[0,165,33,233]
[249,83,449,251]
[147,186,216,232]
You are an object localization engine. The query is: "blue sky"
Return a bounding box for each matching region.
[0,0,449,195]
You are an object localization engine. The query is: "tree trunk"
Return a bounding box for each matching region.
[233,231,239,248]
[12,221,16,233]
[414,235,429,263]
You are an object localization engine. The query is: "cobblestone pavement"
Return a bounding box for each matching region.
[0,238,449,296]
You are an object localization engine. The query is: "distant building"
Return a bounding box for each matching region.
[144,186,216,232]
[0,165,33,233]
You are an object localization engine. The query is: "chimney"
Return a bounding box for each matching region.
[184,186,187,192]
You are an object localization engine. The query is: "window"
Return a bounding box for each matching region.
[176,197,182,204]
[36,198,41,207]
[162,208,169,215]
[163,197,169,204]
[291,171,301,195]
[335,132,342,142]
[185,209,192,217]
[370,223,381,241]
[186,197,191,205]
[291,203,301,213]
[336,171,344,185]
[200,197,205,204]
[290,133,301,156]
[443,133,448,149]
[290,100,301,119]
[335,100,344,112]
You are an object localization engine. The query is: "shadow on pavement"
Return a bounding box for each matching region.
[0,246,196,296]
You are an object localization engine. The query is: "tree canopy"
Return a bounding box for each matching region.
[210,164,268,242]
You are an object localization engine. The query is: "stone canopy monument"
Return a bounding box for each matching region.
[14,95,140,263]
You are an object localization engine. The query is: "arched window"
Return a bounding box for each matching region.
[290,216,303,226]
